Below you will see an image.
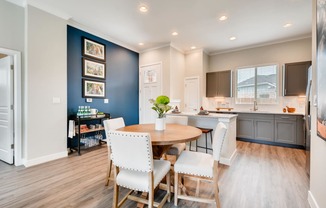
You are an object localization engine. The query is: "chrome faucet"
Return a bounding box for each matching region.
[253,100,258,111]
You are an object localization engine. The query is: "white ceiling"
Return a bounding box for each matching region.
[26,0,312,54]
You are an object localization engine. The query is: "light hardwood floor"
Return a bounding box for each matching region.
[0,141,309,208]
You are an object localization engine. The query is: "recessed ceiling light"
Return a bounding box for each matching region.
[172,32,178,36]
[229,36,236,41]
[191,46,196,50]
[283,23,292,28]
[138,42,144,46]
[219,16,228,21]
[139,5,148,13]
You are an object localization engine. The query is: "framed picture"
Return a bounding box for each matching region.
[82,79,105,98]
[83,37,106,61]
[82,58,106,79]
[317,0,326,141]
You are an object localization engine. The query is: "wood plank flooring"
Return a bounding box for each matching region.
[0,141,309,208]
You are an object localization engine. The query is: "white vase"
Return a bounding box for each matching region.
[155,118,166,131]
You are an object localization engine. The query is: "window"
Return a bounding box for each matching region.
[236,64,278,104]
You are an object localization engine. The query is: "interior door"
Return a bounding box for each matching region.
[139,63,162,124]
[184,77,200,112]
[0,56,14,164]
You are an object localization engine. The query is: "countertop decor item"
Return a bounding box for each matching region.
[286,106,296,113]
[149,95,172,130]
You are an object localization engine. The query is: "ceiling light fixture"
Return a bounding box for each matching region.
[139,42,144,46]
[139,5,148,13]
[219,15,228,21]
[229,36,236,41]
[283,23,292,28]
[172,32,178,36]
[191,46,196,50]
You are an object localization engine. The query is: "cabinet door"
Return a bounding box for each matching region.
[255,119,274,141]
[284,61,311,96]
[206,72,217,97]
[237,118,255,139]
[275,120,296,144]
[217,70,232,97]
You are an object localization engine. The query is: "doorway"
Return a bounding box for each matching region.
[184,76,200,112]
[139,62,162,124]
[0,48,22,166]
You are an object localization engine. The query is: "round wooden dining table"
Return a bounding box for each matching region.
[117,123,202,158]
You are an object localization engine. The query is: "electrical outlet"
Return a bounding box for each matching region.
[86,98,92,103]
[104,99,109,103]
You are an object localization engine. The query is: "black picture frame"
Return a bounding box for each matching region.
[82,79,106,98]
[82,37,106,61]
[82,58,106,80]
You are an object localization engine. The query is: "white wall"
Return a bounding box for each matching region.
[209,38,311,72]
[0,1,24,52]
[309,1,326,207]
[25,5,67,165]
[185,49,206,106]
[170,47,185,107]
[139,46,170,95]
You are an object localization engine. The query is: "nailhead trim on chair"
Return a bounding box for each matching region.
[109,131,153,172]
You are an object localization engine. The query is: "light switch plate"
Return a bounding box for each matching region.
[52,97,61,104]
[104,99,109,103]
[86,98,92,103]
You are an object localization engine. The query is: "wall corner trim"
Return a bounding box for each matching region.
[308,190,320,208]
[23,151,68,167]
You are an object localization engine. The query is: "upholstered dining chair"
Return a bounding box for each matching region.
[108,130,171,208]
[165,116,188,162]
[174,122,227,208]
[103,117,125,186]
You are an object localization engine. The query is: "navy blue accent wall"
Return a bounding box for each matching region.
[67,26,139,125]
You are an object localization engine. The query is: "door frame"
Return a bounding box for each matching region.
[0,48,22,166]
[184,76,200,112]
[139,62,163,123]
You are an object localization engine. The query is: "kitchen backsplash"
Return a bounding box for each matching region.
[202,96,305,114]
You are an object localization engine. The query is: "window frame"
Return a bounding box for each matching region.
[235,63,279,104]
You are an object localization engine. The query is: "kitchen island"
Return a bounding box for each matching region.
[166,112,238,166]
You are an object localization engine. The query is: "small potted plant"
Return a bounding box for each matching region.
[149,95,172,130]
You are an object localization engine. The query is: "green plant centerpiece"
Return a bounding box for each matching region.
[149,95,172,118]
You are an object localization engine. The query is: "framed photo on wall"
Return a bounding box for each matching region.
[82,79,106,98]
[82,58,106,79]
[83,37,106,61]
[317,0,326,141]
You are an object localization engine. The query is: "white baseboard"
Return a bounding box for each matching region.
[308,190,320,208]
[23,151,68,167]
[220,149,237,166]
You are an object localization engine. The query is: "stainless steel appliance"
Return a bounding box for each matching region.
[305,66,312,176]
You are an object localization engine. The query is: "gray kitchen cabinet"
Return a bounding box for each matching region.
[237,113,274,141]
[283,61,311,96]
[237,113,304,147]
[275,119,296,144]
[255,118,274,142]
[206,72,217,97]
[237,116,255,139]
[206,70,232,97]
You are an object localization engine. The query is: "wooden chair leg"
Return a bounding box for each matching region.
[148,172,154,208]
[174,172,179,206]
[113,166,119,208]
[105,159,112,186]
[213,161,221,208]
[166,171,171,202]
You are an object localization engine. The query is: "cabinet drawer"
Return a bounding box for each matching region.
[275,115,297,121]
